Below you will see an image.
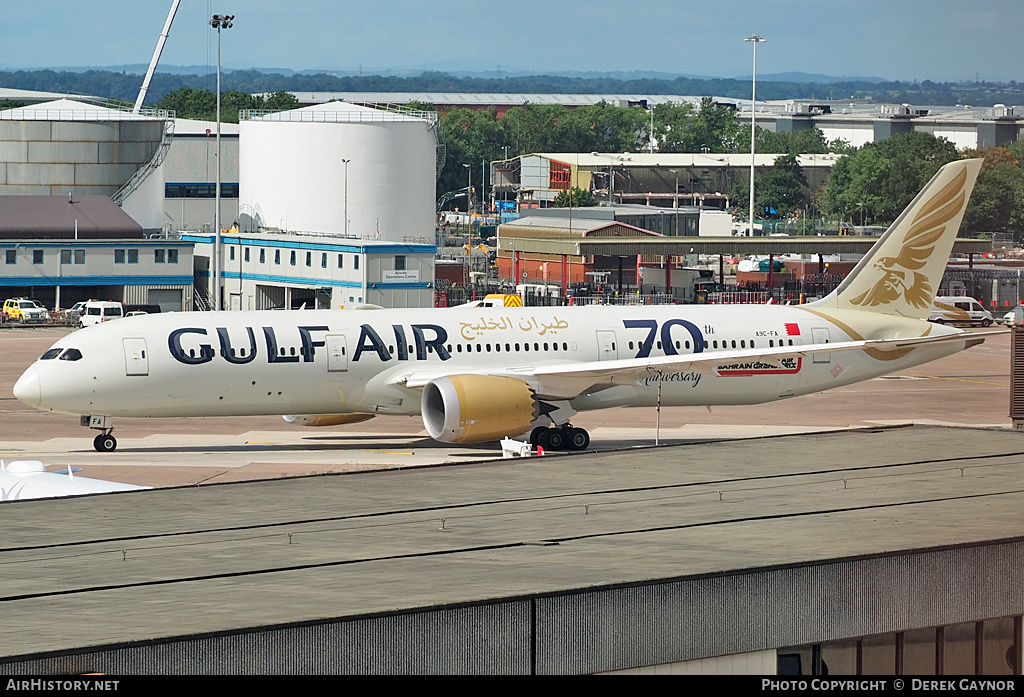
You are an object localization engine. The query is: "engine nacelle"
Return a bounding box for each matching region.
[282,414,375,427]
[421,375,537,443]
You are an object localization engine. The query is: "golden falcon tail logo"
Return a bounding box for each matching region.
[849,167,968,309]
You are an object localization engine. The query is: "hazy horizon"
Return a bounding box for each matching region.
[0,1,1020,85]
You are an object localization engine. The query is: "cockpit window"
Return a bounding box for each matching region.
[58,348,83,361]
[40,348,62,360]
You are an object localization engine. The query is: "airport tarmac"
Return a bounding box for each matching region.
[0,324,1013,489]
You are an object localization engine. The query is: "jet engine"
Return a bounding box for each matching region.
[421,375,537,443]
[282,414,376,427]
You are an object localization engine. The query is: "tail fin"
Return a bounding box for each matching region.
[809,158,982,319]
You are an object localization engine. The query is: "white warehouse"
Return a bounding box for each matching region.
[237,101,441,243]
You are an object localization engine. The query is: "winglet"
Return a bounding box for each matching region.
[809,158,983,319]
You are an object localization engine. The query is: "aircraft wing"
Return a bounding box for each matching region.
[392,329,997,400]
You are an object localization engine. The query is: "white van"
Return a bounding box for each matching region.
[80,301,123,327]
[928,296,993,326]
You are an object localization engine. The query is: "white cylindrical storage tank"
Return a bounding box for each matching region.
[0,98,169,228]
[238,102,438,242]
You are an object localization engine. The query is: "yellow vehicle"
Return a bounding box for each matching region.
[483,293,523,307]
[2,298,48,324]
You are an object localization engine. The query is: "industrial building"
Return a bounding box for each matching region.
[184,230,435,310]
[0,98,171,231]
[161,117,239,234]
[0,195,191,310]
[493,152,839,210]
[0,95,445,311]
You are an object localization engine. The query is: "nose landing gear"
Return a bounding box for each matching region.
[82,415,117,452]
[93,432,117,453]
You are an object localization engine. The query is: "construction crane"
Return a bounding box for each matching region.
[133,0,181,113]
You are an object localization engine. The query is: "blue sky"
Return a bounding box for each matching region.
[1,1,1020,82]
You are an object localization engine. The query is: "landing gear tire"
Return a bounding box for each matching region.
[545,428,566,451]
[530,426,547,447]
[567,427,590,451]
[94,433,117,453]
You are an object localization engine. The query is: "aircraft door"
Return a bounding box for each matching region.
[326,334,348,372]
[596,330,617,361]
[123,338,149,376]
[811,327,830,363]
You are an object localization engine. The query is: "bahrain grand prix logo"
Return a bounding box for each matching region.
[849,167,968,310]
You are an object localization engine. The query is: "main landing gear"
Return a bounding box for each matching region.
[82,415,117,452]
[530,425,590,452]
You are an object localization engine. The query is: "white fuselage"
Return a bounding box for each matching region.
[14,304,963,420]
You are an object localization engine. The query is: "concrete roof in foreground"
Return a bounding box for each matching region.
[1,424,1023,658]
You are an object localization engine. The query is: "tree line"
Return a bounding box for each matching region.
[1,68,1021,107]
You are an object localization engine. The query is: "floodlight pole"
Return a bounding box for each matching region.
[342,159,351,237]
[463,163,472,239]
[210,13,233,311]
[745,33,765,239]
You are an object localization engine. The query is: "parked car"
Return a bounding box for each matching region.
[2,298,48,324]
[122,304,161,315]
[1000,305,1024,326]
[67,301,89,323]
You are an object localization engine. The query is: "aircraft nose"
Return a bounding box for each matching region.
[13,366,41,408]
